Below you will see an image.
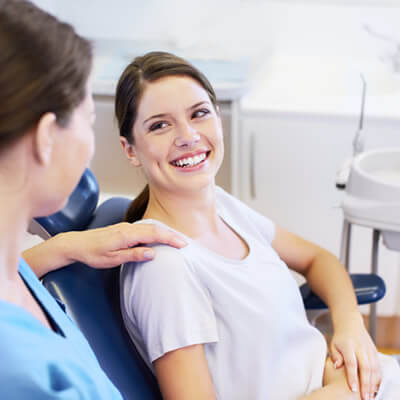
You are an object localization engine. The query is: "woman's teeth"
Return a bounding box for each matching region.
[172,153,207,168]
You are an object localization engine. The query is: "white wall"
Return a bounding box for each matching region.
[31,1,400,66]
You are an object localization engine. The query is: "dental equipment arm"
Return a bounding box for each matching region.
[336,74,366,189]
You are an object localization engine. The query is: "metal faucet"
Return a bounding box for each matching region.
[363,24,400,73]
[353,74,366,156]
[335,74,367,189]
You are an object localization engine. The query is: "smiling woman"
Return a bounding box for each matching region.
[116,52,400,400]
[115,51,223,223]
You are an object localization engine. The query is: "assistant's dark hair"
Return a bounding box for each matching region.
[115,51,218,223]
[0,0,92,149]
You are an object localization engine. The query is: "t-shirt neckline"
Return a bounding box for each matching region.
[139,212,253,265]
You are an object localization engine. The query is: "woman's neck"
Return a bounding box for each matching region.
[0,194,31,301]
[143,184,219,239]
[0,138,33,290]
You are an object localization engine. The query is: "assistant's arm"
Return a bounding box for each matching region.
[272,226,380,400]
[22,222,187,278]
[154,344,217,400]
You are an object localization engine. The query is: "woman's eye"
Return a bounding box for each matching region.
[149,121,168,131]
[192,109,210,119]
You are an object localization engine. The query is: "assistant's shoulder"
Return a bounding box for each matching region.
[0,312,67,394]
[0,314,121,399]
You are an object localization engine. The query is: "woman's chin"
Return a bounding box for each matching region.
[172,177,216,194]
[34,197,68,219]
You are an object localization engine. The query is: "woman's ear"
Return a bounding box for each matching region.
[120,136,141,167]
[34,112,57,166]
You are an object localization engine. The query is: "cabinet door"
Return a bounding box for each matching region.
[240,114,358,253]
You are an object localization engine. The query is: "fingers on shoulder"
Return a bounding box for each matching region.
[116,222,181,247]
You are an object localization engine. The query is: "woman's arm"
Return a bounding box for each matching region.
[299,357,362,400]
[154,344,360,400]
[272,226,359,322]
[272,226,380,400]
[22,222,186,277]
[299,383,360,400]
[154,344,217,400]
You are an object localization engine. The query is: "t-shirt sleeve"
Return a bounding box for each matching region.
[121,245,219,363]
[215,186,275,244]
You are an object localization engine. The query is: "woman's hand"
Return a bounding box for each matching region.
[299,357,361,399]
[271,226,380,399]
[23,222,187,277]
[321,357,361,400]
[329,312,381,400]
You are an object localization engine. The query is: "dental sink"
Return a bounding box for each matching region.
[342,148,400,251]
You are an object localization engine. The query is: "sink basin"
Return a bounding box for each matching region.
[342,148,400,250]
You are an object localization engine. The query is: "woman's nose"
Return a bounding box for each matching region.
[174,123,200,147]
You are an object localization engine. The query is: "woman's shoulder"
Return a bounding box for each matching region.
[215,186,256,216]
[215,186,275,243]
[121,240,193,287]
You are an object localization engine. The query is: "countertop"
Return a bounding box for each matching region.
[92,45,249,101]
[241,55,400,120]
[92,41,400,119]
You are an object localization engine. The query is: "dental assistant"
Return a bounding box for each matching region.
[0,1,184,398]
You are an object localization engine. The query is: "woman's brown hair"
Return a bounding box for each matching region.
[115,51,218,223]
[0,0,92,150]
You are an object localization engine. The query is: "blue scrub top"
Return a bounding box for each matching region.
[0,258,123,399]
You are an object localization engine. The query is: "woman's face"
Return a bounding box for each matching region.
[48,85,96,213]
[127,75,224,195]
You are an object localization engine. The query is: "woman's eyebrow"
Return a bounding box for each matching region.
[143,113,168,125]
[188,101,210,110]
[142,101,210,125]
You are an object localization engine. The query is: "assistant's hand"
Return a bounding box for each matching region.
[66,222,187,267]
[23,222,187,277]
[329,312,381,400]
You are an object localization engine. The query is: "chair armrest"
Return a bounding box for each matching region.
[300,273,386,310]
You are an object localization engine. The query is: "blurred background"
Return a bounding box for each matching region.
[31,0,400,351]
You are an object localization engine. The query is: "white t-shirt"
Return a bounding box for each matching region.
[120,187,327,400]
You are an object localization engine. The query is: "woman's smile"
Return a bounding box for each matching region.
[170,150,211,171]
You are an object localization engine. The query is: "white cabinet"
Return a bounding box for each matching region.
[239,113,355,251]
[91,95,146,197]
[238,112,400,315]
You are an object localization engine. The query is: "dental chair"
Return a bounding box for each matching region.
[29,168,386,400]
